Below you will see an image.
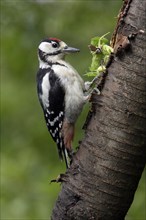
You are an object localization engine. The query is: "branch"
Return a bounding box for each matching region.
[51,0,146,219]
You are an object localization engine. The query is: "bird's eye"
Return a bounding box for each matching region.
[52,42,58,48]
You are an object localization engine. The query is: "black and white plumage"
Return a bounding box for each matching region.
[37,67,65,161]
[36,37,97,168]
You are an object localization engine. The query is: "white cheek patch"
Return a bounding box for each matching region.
[39,42,53,54]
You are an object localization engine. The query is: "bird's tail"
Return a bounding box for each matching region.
[57,141,70,169]
[62,148,70,168]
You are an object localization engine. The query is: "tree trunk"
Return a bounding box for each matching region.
[51,0,146,219]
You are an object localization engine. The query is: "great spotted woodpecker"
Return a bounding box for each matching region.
[36,37,97,168]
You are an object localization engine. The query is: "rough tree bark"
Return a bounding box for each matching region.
[51,0,146,219]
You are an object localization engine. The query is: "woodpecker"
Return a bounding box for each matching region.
[36,37,97,168]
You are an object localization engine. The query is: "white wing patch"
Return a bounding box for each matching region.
[40,73,50,108]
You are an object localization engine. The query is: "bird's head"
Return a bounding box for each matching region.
[38,38,80,64]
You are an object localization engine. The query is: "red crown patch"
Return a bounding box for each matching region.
[49,38,61,42]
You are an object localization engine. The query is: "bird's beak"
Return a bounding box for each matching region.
[62,46,80,54]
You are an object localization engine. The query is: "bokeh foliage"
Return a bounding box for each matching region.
[1,0,145,219]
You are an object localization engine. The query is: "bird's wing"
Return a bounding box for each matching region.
[37,67,70,168]
[43,71,70,167]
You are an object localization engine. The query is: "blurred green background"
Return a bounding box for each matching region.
[1,0,145,219]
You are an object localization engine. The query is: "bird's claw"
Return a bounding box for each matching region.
[50,173,68,183]
[93,87,100,95]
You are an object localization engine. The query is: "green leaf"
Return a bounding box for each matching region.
[85,71,97,77]
[102,44,113,55]
[91,32,110,47]
[87,32,112,78]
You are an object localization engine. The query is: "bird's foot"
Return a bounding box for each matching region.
[50,173,68,183]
